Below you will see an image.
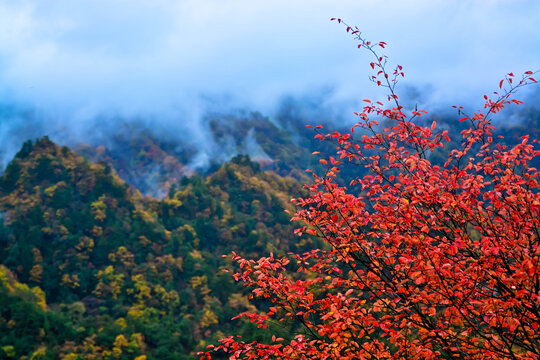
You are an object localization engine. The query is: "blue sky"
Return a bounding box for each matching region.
[0,0,539,121]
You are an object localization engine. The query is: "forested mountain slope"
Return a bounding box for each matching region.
[0,138,308,359]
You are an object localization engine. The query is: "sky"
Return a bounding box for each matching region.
[0,0,539,136]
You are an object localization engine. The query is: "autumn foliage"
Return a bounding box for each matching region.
[199,21,540,359]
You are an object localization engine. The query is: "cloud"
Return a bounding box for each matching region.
[0,0,538,123]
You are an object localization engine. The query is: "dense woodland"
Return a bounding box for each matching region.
[0,100,539,359]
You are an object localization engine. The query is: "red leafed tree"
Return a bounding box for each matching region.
[199,21,540,360]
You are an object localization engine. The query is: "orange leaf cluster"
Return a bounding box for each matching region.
[199,23,540,360]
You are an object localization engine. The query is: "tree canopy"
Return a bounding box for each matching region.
[199,21,540,360]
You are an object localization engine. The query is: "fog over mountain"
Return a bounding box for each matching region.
[0,0,539,173]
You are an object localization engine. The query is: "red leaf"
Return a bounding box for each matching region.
[208,24,540,360]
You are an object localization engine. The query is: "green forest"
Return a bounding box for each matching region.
[0,133,314,359]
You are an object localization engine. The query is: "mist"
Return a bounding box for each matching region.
[0,0,539,174]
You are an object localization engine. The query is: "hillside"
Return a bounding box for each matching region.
[72,112,323,199]
[0,138,308,359]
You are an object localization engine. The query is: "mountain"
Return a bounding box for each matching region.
[0,138,308,359]
[74,111,324,199]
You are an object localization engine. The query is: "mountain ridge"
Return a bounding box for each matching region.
[0,137,307,359]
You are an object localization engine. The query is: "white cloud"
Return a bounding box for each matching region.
[0,0,538,117]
